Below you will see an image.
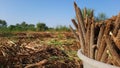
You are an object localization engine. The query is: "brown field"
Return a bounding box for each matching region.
[0,32,82,68]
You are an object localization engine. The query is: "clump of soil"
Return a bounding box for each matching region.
[0,41,82,68]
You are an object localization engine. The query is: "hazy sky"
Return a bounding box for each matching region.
[0,0,120,27]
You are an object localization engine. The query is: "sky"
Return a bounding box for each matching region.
[0,0,120,27]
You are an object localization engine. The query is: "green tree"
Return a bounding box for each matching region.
[8,25,16,31]
[14,23,22,31]
[0,20,7,27]
[0,20,8,33]
[36,22,48,31]
[96,13,107,22]
[20,21,28,31]
[82,8,94,18]
[21,22,28,27]
[27,24,35,31]
[81,8,107,22]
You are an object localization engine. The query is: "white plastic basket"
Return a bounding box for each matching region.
[77,49,120,68]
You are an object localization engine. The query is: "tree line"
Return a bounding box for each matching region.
[0,20,70,32]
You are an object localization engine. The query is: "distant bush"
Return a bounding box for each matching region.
[55,25,70,32]
[36,22,48,31]
[8,22,36,32]
[0,27,13,37]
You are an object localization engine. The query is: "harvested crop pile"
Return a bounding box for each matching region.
[70,2,120,67]
[0,41,82,68]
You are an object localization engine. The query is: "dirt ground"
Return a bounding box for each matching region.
[0,32,83,68]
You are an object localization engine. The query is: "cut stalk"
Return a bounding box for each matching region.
[69,25,79,42]
[90,23,95,59]
[105,36,120,66]
[74,2,86,54]
[83,7,87,19]
[113,13,120,36]
[85,21,91,57]
[71,19,78,30]
[74,2,86,41]
[95,24,105,60]
[100,48,108,63]
[96,22,111,61]
[110,31,120,50]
